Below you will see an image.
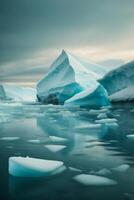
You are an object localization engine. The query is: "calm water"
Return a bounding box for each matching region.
[0,102,134,200]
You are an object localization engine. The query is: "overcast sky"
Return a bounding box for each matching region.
[0,0,134,84]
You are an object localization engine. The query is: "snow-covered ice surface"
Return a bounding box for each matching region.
[100,60,134,101]
[73,174,117,186]
[9,156,66,177]
[0,102,134,200]
[37,50,109,107]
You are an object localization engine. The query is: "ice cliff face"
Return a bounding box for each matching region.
[37,50,109,107]
[100,61,134,95]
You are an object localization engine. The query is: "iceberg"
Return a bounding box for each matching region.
[37,50,109,107]
[65,85,110,108]
[73,174,117,186]
[100,60,134,101]
[0,84,36,102]
[9,156,66,177]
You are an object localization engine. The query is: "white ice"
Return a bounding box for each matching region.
[37,50,109,107]
[100,60,134,102]
[127,134,134,140]
[44,144,66,152]
[112,164,130,172]
[27,139,41,144]
[73,174,117,186]
[109,86,134,102]
[9,156,66,177]
[0,137,20,141]
[95,118,118,124]
[0,84,36,102]
[49,136,68,143]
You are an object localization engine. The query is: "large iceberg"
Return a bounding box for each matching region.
[100,61,134,101]
[37,50,109,107]
[9,156,66,177]
[0,84,36,102]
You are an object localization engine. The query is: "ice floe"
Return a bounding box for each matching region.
[44,144,66,152]
[73,174,117,186]
[0,137,20,141]
[9,156,66,177]
[112,164,130,172]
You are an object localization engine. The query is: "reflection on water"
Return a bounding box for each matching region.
[0,102,134,200]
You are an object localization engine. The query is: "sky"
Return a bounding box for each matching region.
[0,0,134,84]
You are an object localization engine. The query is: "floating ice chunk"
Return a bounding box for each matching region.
[112,164,130,172]
[69,167,82,172]
[27,139,41,144]
[73,174,117,186]
[49,136,68,143]
[97,113,107,119]
[95,168,112,175]
[9,156,66,177]
[89,108,109,115]
[44,144,66,152]
[95,118,118,124]
[0,137,20,141]
[75,123,102,130]
[127,134,134,140]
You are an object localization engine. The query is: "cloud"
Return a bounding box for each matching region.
[0,0,134,82]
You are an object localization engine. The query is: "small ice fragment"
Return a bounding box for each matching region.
[95,118,118,124]
[27,139,41,144]
[73,174,117,186]
[49,136,68,143]
[95,168,112,175]
[69,167,82,172]
[112,164,130,172]
[97,113,107,119]
[9,156,66,177]
[127,134,134,140]
[75,124,101,130]
[0,137,20,141]
[44,144,66,152]
[89,108,109,115]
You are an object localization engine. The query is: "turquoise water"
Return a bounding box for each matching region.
[0,102,134,200]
